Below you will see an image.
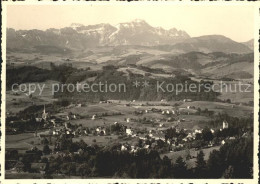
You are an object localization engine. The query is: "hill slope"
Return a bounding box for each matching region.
[154,35,252,54]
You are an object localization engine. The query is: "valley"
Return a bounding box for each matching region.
[5,19,254,179]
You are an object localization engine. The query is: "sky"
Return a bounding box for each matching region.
[6,4,254,42]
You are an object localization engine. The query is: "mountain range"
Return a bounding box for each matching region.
[7,19,252,54]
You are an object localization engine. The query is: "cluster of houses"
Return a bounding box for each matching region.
[122,120,232,152]
[30,103,234,153]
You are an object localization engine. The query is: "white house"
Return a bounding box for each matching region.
[121,145,128,151]
[126,118,131,123]
[159,123,165,127]
[126,128,133,135]
[223,120,229,129]
[35,118,42,123]
[144,145,150,149]
[195,129,202,134]
[92,115,96,120]
[77,104,82,107]
[66,116,70,120]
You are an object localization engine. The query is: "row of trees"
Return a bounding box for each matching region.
[47,135,253,178]
[6,135,253,179]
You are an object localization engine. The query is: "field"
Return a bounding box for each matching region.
[190,76,254,104]
[6,80,58,114]
[161,146,221,168]
[6,133,41,151]
[63,100,253,132]
[178,101,253,118]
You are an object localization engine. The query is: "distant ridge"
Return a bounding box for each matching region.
[7,20,252,53]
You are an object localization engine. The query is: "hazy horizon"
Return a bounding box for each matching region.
[6,5,254,42]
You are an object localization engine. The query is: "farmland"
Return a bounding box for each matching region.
[5,48,254,179]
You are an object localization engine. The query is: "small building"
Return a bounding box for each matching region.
[92,114,96,120]
[35,118,42,123]
[96,127,106,135]
[208,142,213,147]
[159,123,165,127]
[183,99,192,102]
[126,128,133,136]
[195,129,202,134]
[77,103,82,107]
[223,120,229,129]
[50,119,56,127]
[72,114,77,119]
[121,144,129,151]
[126,118,131,123]
[66,115,70,121]
[187,133,194,139]
[74,148,84,155]
[144,145,150,149]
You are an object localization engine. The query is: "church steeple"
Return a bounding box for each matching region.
[43,105,46,114]
[42,105,48,121]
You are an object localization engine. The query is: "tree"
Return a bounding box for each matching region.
[226,99,231,103]
[43,145,51,155]
[60,162,76,177]
[158,156,172,178]
[197,107,201,115]
[6,149,18,160]
[202,127,213,142]
[223,165,234,178]
[41,138,49,145]
[173,156,188,178]
[77,163,91,178]
[195,133,202,140]
[41,157,49,163]
[207,150,225,178]
[195,150,206,178]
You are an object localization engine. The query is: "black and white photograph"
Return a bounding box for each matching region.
[1,2,259,183]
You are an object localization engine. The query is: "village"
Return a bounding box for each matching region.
[5,97,253,177]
